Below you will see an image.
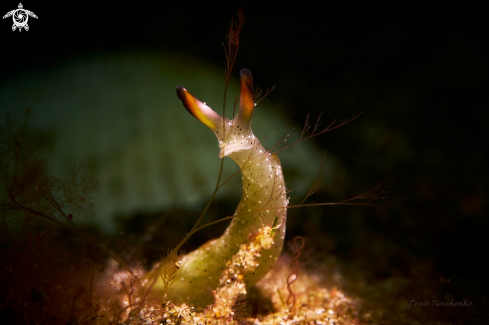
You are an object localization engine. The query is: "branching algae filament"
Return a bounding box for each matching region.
[152,69,288,306]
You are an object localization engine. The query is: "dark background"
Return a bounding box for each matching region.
[1,1,488,322]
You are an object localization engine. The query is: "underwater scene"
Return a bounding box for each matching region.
[1,2,487,324]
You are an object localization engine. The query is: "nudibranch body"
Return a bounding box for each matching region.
[155,69,288,306]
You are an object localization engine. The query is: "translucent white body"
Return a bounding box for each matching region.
[157,69,288,306]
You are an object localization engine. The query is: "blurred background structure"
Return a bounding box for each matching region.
[0,53,329,232]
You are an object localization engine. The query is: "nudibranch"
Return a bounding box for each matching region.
[155,69,288,306]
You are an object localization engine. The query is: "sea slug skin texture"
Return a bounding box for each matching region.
[156,69,288,306]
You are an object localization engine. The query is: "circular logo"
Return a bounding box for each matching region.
[13,9,28,28]
[3,3,38,32]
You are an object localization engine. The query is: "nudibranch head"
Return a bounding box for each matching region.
[176,69,256,158]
